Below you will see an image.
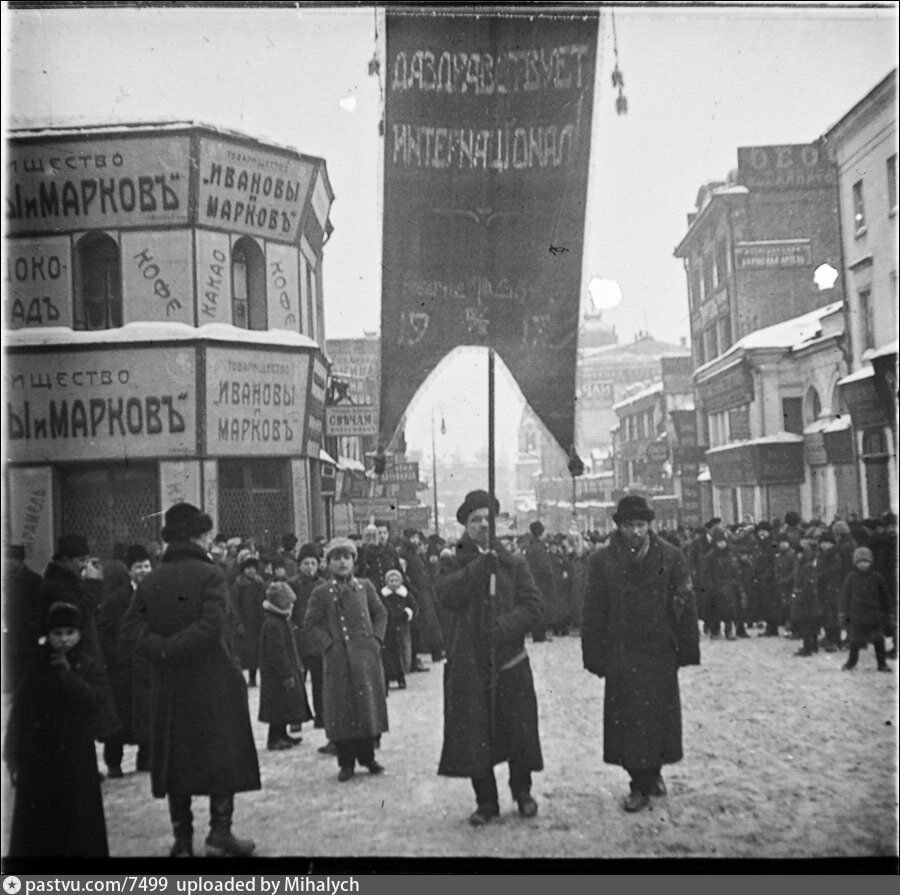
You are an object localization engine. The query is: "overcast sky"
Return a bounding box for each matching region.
[4,2,898,464]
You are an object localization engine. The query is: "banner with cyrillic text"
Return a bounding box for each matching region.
[380,10,598,452]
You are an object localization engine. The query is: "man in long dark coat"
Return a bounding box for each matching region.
[524,521,557,642]
[436,490,545,826]
[582,495,700,813]
[121,503,260,858]
[3,544,43,695]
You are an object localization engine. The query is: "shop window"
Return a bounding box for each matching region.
[75,233,122,331]
[852,180,866,236]
[218,458,291,550]
[232,237,267,330]
[58,463,159,558]
[782,397,803,435]
[888,154,897,216]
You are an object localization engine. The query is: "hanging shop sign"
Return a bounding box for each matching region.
[325,405,380,437]
[380,10,599,452]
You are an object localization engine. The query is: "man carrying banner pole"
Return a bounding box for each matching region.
[435,354,545,825]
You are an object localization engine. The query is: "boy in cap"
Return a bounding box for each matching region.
[4,601,109,857]
[303,538,388,781]
[840,547,893,672]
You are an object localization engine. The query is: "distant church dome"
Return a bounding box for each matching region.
[580,308,618,349]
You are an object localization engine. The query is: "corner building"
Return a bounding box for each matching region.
[5,123,334,569]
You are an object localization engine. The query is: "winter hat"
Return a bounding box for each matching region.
[613,495,655,525]
[265,580,295,610]
[239,555,260,572]
[456,490,500,525]
[161,503,213,543]
[56,534,90,559]
[124,544,151,568]
[297,543,320,563]
[325,537,358,560]
[710,526,729,545]
[756,521,772,533]
[384,569,404,589]
[784,511,801,528]
[281,533,298,551]
[45,601,82,632]
[831,520,850,537]
[818,531,836,545]
[853,547,873,565]
[530,521,545,537]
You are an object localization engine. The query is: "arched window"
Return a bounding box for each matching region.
[805,386,822,424]
[75,233,122,331]
[231,237,267,330]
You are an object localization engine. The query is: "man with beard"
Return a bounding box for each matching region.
[435,490,545,826]
[581,495,700,813]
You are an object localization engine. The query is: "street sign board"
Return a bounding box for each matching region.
[380,461,419,484]
[646,442,670,463]
[350,497,399,519]
[325,405,379,437]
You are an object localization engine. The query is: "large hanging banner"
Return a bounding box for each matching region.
[380,9,599,452]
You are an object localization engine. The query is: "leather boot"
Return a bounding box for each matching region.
[205,793,255,857]
[167,793,194,858]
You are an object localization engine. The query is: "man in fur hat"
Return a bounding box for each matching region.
[582,495,700,813]
[435,490,545,826]
[122,502,260,858]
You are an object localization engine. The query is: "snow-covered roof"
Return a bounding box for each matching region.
[4,322,320,351]
[837,366,875,386]
[864,339,899,361]
[803,416,852,436]
[613,380,664,412]
[705,432,804,454]
[694,301,843,377]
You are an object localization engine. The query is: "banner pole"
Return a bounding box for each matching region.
[487,347,498,753]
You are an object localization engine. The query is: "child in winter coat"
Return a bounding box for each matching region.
[841,547,893,672]
[3,601,109,857]
[303,538,388,782]
[380,568,418,690]
[258,581,312,750]
[700,528,744,639]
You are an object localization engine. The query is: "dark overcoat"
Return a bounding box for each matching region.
[303,576,389,741]
[4,642,108,857]
[525,537,564,627]
[97,580,141,743]
[841,568,892,637]
[582,531,700,770]
[435,535,544,778]
[752,537,780,620]
[700,548,743,620]
[397,542,445,653]
[258,605,312,726]
[2,561,43,695]
[231,572,266,670]
[288,572,325,658]
[120,542,261,799]
[816,549,844,629]
[791,555,822,623]
[37,560,120,740]
[381,584,418,681]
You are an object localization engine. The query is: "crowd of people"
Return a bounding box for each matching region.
[2,499,896,857]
